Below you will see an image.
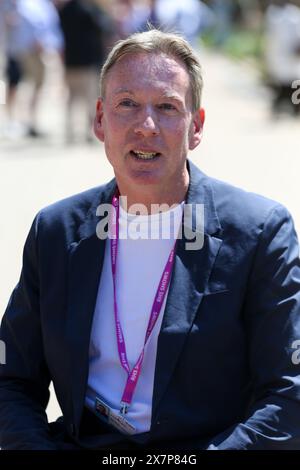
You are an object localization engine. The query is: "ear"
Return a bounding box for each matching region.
[189,107,205,150]
[94,98,105,142]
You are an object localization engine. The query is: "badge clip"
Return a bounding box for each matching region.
[120,402,129,415]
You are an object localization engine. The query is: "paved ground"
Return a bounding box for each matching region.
[0,49,299,422]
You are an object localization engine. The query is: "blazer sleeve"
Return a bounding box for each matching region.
[0,214,58,450]
[207,204,300,450]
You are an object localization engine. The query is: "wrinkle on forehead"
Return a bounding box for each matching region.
[137,53,186,80]
[105,52,191,105]
[117,52,188,81]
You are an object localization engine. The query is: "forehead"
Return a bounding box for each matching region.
[105,52,191,100]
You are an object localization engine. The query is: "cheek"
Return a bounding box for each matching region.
[104,109,128,134]
[102,116,124,151]
[166,119,189,141]
[111,110,132,127]
[104,140,113,163]
[175,123,191,149]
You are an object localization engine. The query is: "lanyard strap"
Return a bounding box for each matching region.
[110,192,176,414]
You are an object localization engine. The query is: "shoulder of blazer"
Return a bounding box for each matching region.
[191,163,290,237]
[33,178,117,245]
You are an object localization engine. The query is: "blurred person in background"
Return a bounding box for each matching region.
[55,0,114,143]
[149,0,214,46]
[112,0,150,39]
[264,0,300,116]
[0,0,64,138]
[209,0,236,46]
[0,0,24,137]
[113,0,214,46]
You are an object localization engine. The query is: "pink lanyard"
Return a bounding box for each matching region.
[110,191,177,415]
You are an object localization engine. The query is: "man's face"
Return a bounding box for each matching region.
[95,52,204,197]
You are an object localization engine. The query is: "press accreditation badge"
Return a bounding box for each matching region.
[95,397,136,435]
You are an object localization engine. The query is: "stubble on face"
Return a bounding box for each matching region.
[98,53,199,210]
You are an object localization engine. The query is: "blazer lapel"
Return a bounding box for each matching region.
[66,179,116,431]
[151,161,223,423]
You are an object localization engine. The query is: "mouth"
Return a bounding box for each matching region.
[130,150,161,161]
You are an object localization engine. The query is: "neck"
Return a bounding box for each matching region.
[116,170,189,215]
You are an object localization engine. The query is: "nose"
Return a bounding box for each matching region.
[134,108,159,137]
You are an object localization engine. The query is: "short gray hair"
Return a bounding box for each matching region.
[99,29,203,111]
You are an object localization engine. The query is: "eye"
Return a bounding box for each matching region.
[158,103,177,111]
[118,99,137,108]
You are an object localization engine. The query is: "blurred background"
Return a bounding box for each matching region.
[1,0,300,422]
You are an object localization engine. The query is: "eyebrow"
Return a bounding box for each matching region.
[113,88,135,95]
[113,88,184,103]
[161,93,184,103]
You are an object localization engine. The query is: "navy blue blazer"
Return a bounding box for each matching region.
[1,160,300,450]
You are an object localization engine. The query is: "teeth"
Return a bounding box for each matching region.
[133,150,158,159]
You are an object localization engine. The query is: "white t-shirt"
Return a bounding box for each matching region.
[85,202,184,433]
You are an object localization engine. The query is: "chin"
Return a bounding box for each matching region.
[129,171,163,186]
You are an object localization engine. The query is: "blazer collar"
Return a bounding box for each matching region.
[77,178,116,240]
[185,159,221,237]
[76,159,221,242]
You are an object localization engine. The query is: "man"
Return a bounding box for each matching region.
[1,30,300,450]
